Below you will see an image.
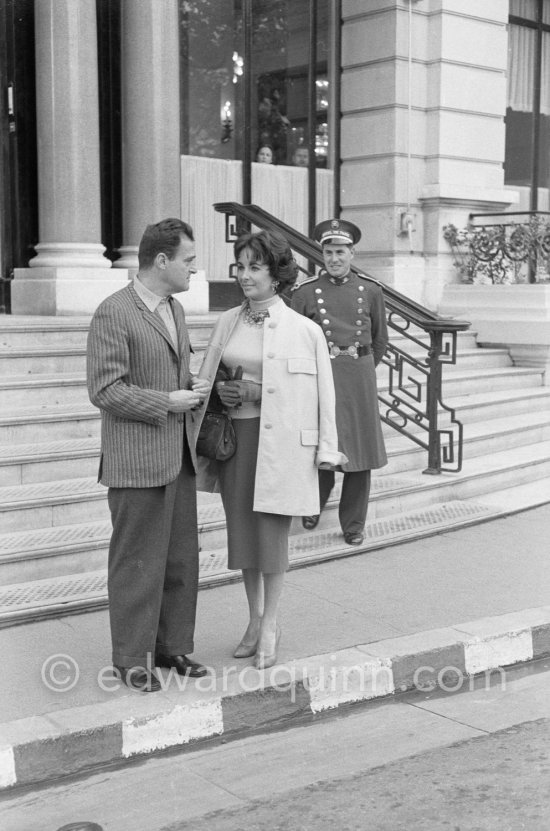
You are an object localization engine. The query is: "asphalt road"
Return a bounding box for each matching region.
[3,661,550,831]
[174,717,550,831]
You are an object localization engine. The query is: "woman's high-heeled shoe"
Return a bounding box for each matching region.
[233,618,262,658]
[233,638,258,659]
[254,626,281,670]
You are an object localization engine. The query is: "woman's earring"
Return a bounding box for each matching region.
[271,280,280,293]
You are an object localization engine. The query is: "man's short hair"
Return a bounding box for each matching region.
[138,218,194,269]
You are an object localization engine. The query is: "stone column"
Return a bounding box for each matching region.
[420,0,515,309]
[114,0,182,270]
[340,0,515,309]
[12,0,127,315]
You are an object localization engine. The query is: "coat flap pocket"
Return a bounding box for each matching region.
[301,429,319,446]
[288,357,318,374]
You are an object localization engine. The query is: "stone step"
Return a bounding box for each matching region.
[386,343,510,369]
[0,477,108,534]
[1,381,548,483]
[0,346,88,376]
[0,349,515,415]
[0,438,100,486]
[1,410,547,532]
[2,437,550,583]
[0,363,541,439]
[0,350,514,412]
[0,492,542,627]
[379,383,550,441]
[439,348,511,370]
[0,393,547,489]
[381,409,550,474]
[450,385,550,424]
[0,342,208,377]
[0,316,91,349]
[389,328,478,351]
[0,374,90,409]
[0,404,100,444]
[0,319,483,378]
[379,365,543,398]
[0,314,218,349]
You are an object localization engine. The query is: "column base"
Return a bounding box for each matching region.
[113,246,139,269]
[29,243,112,269]
[11,267,131,315]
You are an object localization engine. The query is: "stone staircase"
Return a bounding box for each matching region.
[1,315,549,627]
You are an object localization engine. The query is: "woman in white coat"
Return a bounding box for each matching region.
[197,230,345,669]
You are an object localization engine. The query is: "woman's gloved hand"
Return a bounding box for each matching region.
[215,380,262,408]
[235,380,262,403]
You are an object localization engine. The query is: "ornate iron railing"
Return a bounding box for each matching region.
[214,202,471,473]
[443,211,550,284]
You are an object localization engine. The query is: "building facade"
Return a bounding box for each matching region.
[0,1,548,322]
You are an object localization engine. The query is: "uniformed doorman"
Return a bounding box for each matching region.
[291,219,388,545]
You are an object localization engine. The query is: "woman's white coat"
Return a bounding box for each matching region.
[196,299,345,516]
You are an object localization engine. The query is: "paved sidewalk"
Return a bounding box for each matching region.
[1,503,550,791]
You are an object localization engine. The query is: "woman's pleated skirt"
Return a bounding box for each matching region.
[218,418,291,574]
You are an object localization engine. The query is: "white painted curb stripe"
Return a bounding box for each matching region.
[4,619,550,790]
[464,630,533,675]
[0,746,16,789]
[308,659,394,714]
[122,699,223,758]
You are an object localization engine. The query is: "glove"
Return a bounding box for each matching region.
[234,380,262,403]
[215,380,262,408]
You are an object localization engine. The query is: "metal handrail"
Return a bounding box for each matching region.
[214,201,471,473]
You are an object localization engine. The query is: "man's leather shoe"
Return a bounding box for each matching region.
[114,665,161,693]
[155,653,208,677]
[344,531,364,546]
[302,515,320,530]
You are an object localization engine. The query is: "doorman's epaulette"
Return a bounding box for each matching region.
[356,270,383,288]
[291,274,319,291]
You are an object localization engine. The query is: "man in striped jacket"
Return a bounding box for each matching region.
[87,218,210,692]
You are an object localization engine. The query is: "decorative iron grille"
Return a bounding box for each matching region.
[443,212,550,284]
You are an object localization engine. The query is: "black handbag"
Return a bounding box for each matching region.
[197,410,237,461]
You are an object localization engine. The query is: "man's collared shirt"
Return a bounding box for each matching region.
[133,275,178,350]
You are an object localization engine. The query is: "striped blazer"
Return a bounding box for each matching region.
[87,283,198,487]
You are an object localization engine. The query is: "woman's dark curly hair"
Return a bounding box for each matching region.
[233,230,298,293]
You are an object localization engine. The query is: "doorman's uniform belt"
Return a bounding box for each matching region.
[328,344,372,359]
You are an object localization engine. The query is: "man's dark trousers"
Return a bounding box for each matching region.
[107,441,199,669]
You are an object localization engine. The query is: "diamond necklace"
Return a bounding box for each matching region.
[243,301,270,327]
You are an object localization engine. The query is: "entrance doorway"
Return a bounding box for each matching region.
[0,0,38,314]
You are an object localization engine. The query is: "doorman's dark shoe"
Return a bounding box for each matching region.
[113,665,161,693]
[344,531,364,546]
[302,515,320,530]
[155,653,208,677]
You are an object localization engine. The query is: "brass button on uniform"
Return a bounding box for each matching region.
[267,352,275,358]
[265,423,273,429]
